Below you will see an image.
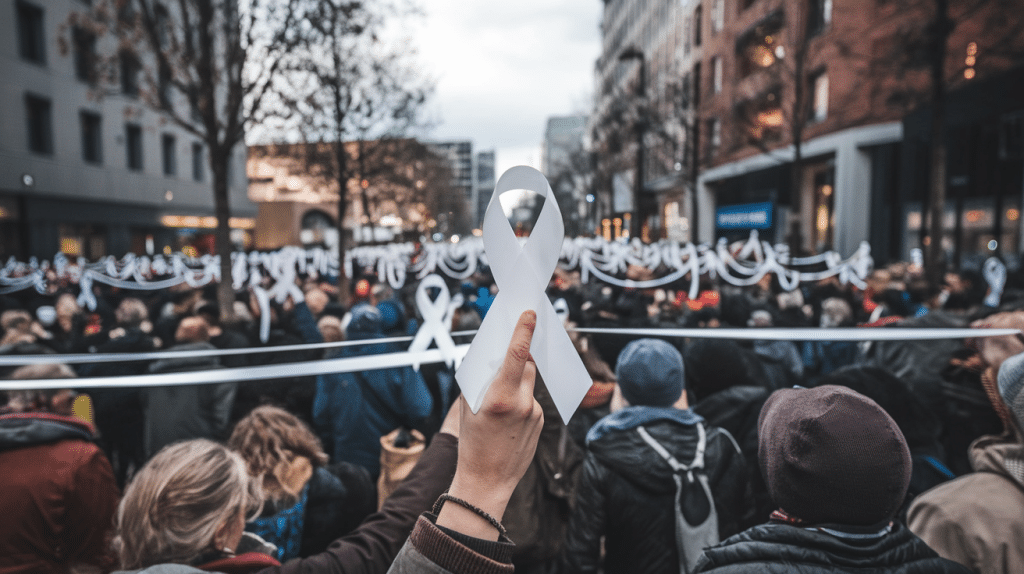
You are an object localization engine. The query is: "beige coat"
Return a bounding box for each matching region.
[908,433,1024,574]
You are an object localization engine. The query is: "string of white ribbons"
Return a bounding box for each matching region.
[1,231,882,306]
[0,326,1019,391]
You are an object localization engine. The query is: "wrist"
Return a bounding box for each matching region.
[446,475,513,521]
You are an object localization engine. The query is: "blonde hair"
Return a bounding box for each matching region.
[115,440,262,569]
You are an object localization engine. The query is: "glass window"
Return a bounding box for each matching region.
[81,111,102,164]
[25,94,53,155]
[162,133,177,176]
[126,123,144,171]
[811,73,829,123]
[192,142,205,182]
[120,52,140,97]
[17,1,46,64]
[712,56,723,95]
[73,27,97,82]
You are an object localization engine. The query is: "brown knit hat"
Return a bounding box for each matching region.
[758,385,912,526]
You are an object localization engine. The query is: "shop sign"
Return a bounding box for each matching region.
[716,201,773,230]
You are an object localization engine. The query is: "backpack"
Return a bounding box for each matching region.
[637,423,718,574]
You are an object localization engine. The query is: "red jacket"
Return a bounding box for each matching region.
[0,412,120,574]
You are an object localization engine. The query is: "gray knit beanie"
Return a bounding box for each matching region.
[615,339,685,407]
[997,351,1024,432]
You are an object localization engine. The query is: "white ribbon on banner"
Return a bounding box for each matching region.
[408,274,460,369]
[455,166,592,423]
[984,257,1007,307]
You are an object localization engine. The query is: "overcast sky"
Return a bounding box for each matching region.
[403,1,602,174]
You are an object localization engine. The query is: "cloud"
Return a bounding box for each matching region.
[407,1,600,155]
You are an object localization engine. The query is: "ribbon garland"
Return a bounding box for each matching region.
[455,167,601,423]
[0,233,882,309]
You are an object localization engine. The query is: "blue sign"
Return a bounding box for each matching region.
[716,202,773,230]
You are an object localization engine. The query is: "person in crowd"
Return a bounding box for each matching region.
[143,316,235,458]
[0,363,120,574]
[693,385,970,574]
[686,338,773,526]
[318,315,344,343]
[111,376,462,573]
[562,338,751,574]
[81,296,160,485]
[818,366,953,518]
[197,301,252,369]
[313,303,433,477]
[228,406,376,561]
[908,314,1024,574]
[801,297,859,378]
[748,310,803,388]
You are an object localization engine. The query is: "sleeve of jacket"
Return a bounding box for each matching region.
[560,452,608,574]
[205,381,238,440]
[63,445,120,571]
[386,516,514,574]
[265,432,458,574]
[907,491,978,572]
[290,301,325,344]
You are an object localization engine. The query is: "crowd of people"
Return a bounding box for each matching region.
[2,256,1024,574]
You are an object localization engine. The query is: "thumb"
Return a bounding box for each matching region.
[484,310,537,411]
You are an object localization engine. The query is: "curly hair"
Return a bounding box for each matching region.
[228,406,329,480]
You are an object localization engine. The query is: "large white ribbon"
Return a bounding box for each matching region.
[408,274,460,369]
[455,166,592,423]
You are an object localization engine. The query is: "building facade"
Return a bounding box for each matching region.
[694,0,1024,260]
[542,114,590,236]
[0,0,253,259]
[591,0,1024,264]
[474,150,495,229]
[591,0,702,242]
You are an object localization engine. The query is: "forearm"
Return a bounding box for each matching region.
[269,433,458,574]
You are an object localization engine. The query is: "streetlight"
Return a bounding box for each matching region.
[619,46,646,239]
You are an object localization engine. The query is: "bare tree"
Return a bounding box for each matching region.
[260,0,432,298]
[68,0,302,317]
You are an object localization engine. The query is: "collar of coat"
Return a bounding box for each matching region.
[0,412,96,452]
[586,405,703,445]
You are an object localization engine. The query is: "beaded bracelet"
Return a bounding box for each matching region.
[432,492,508,538]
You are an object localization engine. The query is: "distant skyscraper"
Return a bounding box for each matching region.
[474,150,495,229]
[543,115,588,235]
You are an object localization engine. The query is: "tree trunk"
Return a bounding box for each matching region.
[925,0,950,289]
[211,145,236,321]
[334,140,350,305]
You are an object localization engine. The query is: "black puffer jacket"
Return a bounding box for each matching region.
[562,416,751,574]
[694,521,971,573]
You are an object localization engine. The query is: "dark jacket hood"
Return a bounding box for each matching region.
[0,412,95,452]
[587,407,704,495]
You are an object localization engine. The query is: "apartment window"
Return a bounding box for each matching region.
[192,142,205,181]
[740,87,784,142]
[126,124,144,171]
[73,27,97,82]
[81,111,103,164]
[17,1,46,64]
[25,94,53,155]
[158,62,172,107]
[712,56,723,95]
[809,0,833,35]
[162,134,177,176]
[693,4,703,47]
[811,72,829,123]
[711,0,724,34]
[708,118,721,156]
[120,52,140,97]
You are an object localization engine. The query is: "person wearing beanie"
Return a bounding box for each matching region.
[909,312,1024,574]
[694,385,969,574]
[562,339,751,574]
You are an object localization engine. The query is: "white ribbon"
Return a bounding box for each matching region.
[408,274,460,369]
[984,257,1007,307]
[553,298,570,324]
[455,166,592,423]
